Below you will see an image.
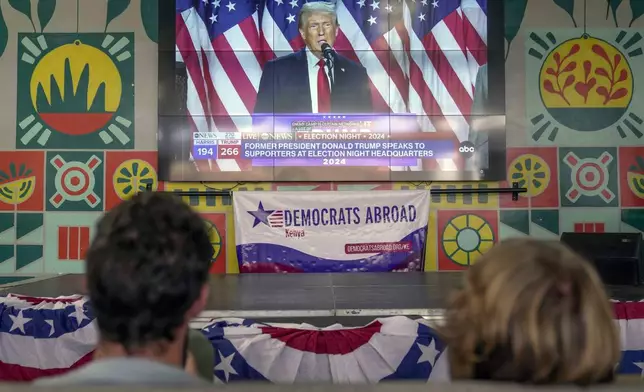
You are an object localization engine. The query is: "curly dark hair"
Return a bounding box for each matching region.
[86,191,213,352]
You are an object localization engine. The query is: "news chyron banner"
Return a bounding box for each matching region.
[233,191,430,273]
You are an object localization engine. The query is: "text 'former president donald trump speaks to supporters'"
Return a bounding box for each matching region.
[254,1,374,114]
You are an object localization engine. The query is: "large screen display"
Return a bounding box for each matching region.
[157,0,505,182]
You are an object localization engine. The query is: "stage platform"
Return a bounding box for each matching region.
[2,272,644,326]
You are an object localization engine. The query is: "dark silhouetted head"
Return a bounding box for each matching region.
[86,191,213,354]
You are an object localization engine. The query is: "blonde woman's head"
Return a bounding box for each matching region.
[440,238,619,385]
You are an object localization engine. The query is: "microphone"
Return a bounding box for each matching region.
[321,43,334,62]
[321,43,335,88]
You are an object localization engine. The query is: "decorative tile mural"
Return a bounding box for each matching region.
[43,212,100,274]
[436,210,498,271]
[0,152,45,212]
[558,147,618,207]
[499,209,560,240]
[558,207,621,233]
[619,147,644,207]
[202,213,227,274]
[501,147,559,209]
[16,33,135,150]
[273,183,333,191]
[0,1,642,275]
[45,151,104,212]
[105,151,161,210]
[525,30,644,147]
[395,182,500,209]
[0,212,44,273]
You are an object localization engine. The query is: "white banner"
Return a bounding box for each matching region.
[233,191,430,272]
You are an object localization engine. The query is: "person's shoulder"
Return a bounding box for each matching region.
[336,54,367,73]
[33,358,208,387]
[33,367,91,386]
[267,50,304,66]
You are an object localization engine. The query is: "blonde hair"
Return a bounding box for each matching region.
[440,238,619,385]
[298,2,337,29]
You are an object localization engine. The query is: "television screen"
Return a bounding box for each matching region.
[157,0,505,182]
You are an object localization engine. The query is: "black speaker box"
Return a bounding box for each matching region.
[560,232,642,286]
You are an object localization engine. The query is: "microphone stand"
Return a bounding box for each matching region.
[325,56,334,90]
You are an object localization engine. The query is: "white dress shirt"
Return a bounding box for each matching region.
[306,47,334,113]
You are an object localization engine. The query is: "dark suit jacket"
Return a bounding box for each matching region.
[254,49,374,114]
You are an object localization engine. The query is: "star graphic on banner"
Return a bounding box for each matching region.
[431,0,438,7]
[367,15,377,25]
[634,362,644,377]
[210,13,218,23]
[226,1,236,11]
[275,0,284,5]
[357,0,366,7]
[417,339,440,366]
[418,13,426,21]
[286,13,296,23]
[370,0,379,10]
[421,0,427,5]
[385,4,393,12]
[45,320,55,337]
[9,310,31,334]
[247,202,274,227]
[68,306,89,325]
[214,351,238,382]
[290,0,299,7]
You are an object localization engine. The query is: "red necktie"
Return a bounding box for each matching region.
[317,59,331,113]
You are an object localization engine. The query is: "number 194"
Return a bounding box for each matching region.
[198,148,214,157]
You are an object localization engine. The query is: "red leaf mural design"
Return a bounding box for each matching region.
[617,69,628,83]
[596,85,609,98]
[592,44,610,62]
[574,82,588,98]
[562,61,577,72]
[610,88,628,100]
[595,67,609,78]
[543,79,556,93]
[568,44,580,56]
[583,60,592,79]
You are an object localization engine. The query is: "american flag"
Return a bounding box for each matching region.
[203,316,450,382]
[0,294,95,382]
[175,0,487,172]
[268,210,285,227]
[615,300,644,377]
[1,293,644,381]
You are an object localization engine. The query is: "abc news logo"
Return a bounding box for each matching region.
[458,142,476,158]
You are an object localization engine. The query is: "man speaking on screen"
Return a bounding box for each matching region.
[254,1,373,114]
